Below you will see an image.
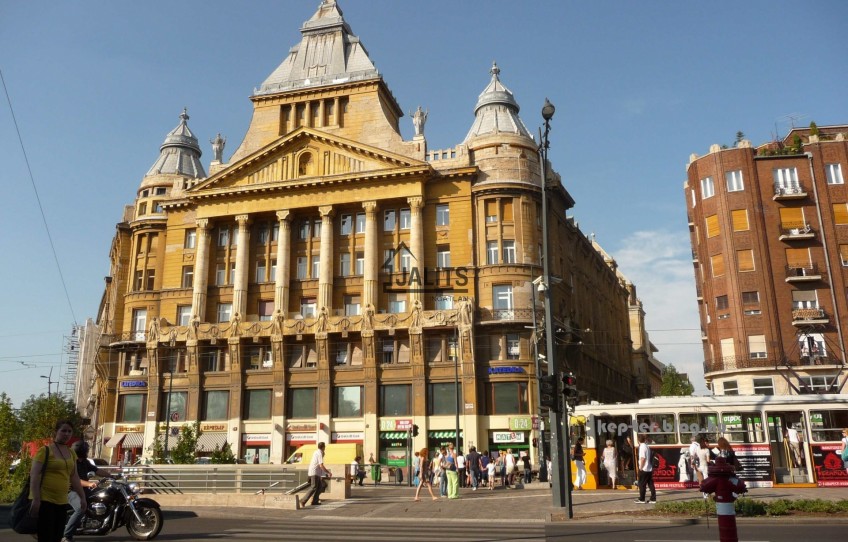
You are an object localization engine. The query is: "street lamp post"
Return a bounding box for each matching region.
[539,98,572,517]
[41,367,56,398]
[529,277,547,482]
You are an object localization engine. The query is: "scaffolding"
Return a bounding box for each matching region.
[62,325,81,399]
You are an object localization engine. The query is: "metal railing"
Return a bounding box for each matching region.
[785,263,821,279]
[477,308,540,323]
[125,464,307,495]
[779,224,813,237]
[774,184,806,196]
[792,307,828,322]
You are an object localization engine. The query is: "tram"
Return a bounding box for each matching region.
[569,394,848,489]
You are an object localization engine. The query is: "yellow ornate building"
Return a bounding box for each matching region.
[91,1,649,465]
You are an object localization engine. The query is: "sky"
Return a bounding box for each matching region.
[1,0,847,407]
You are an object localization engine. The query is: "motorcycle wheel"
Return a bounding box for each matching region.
[125,504,164,540]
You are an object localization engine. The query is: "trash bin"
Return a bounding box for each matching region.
[370,463,382,485]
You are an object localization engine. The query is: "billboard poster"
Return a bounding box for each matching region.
[649,444,774,489]
[811,444,848,487]
[733,444,773,488]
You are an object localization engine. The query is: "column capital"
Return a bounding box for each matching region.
[407,196,424,209]
[362,201,378,214]
[276,210,291,222]
[318,205,334,218]
[196,218,210,230]
[235,214,251,225]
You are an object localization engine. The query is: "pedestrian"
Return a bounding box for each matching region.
[689,435,703,483]
[505,448,516,487]
[716,437,741,471]
[466,446,481,490]
[486,456,497,490]
[300,442,331,506]
[620,436,634,471]
[522,452,532,484]
[634,433,656,504]
[437,447,447,496]
[787,424,804,468]
[412,451,421,487]
[546,456,552,488]
[696,436,711,482]
[496,450,506,487]
[572,438,586,490]
[29,420,87,542]
[456,449,466,488]
[840,428,848,473]
[479,450,490,485]
[445,443,459,498]
[63,441,110,542]
[601,439,617,489]
[413,448,438,502]
[351,455,365,486]
[678,448,691,483]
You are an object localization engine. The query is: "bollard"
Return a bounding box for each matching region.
[699,457,747,542]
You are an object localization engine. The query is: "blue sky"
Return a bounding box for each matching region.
[1,0,846,406]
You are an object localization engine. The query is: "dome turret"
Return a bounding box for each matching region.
[145,109,206,178]
[463,62,532,143]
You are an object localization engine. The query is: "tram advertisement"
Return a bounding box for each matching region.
[733,444,773,488]
[649,445,773,488]
[811,444,848,487]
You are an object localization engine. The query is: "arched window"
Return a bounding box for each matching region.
[298,153,313,177]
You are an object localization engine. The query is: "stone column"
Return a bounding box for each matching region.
[408,196,424,305]
[362,201,379,307]
[274,210,292,315]
[318,206,334,310]
[191,219,211,321]
[333,97,340,127]
[233,214,251,318]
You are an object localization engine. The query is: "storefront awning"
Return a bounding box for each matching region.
[121,432,144,449]
[105,434,126,448]
[380,432,410,440]
[152,434,179,450]
[428,431,463,439]
[197,432,228,452]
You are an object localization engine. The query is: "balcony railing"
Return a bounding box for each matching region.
[778,224,815,240]
[792,307,828,324]
[105,332,147,344]
[477,308,541,323]
[773,184,807,199]
[785,263,821,281]
[704,355,774,373]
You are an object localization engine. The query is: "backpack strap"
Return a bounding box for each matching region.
[39,445,50,486]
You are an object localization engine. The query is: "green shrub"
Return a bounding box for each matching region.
[735,497,766,516]
[654,499,714,515]
[766,499,791,516]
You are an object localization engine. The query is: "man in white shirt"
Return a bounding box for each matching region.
[787,425,803,467]
[300,442,331,506]
[635,434,656,504]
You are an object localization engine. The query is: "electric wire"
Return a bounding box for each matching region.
[1,67,77,325]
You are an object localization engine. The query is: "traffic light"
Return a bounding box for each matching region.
[412,424,419,437]
[562,372,578,402]
[539,374,559,411]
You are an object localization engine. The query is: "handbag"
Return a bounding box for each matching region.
[9,445,49,535]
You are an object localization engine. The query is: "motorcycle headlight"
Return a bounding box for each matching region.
[128,482,142,495]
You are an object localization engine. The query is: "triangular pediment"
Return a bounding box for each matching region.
[188,128,429,197]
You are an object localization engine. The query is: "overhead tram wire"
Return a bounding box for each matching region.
[1,67,77,325]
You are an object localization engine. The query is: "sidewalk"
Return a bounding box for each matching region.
[161,480,848,523]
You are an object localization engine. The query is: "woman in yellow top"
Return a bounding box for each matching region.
[29,420,87,542]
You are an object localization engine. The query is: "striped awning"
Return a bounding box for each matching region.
[428,431,463,439]
[196,432,228,451]
[153,434,179,450]
[105,434,126,448]
[121,432,144,449]
[379,432,409,440]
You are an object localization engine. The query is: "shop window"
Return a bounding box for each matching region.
[202,391,229,421]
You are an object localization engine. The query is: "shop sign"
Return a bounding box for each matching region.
[114,424,143,433]
[286,433,316,442]
[200,423,227,432]
[332,432,364,442]
[379,419,413,431]
[243,434,271,442]
[287,423,317,432]
[487,366,524,375]
[120,380,147,388]
[509,417,532,431]
[492,431,525,443]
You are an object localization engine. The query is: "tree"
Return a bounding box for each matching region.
[809,121,819,136]
[735,131,745,146]
[659,364,695,396]
[210,441,237,464]
[169,421,200,464]
[17,394,83,442]
[0,393,22,499]
[151,423,166,463]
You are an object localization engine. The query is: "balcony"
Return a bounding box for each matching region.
[773,184,807,200]
[792,307,829,325]
[778,224,815,241]
[106,331,147,346]
[477,308,540,324]
[785,264,822,282]
[704,355,774,373]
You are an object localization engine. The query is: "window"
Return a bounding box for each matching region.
[399,208,411,230]
[257,224,269,244]
[399,248,412,272]
[344,295,361,316]
[384,210,396,231]
[155,187,166,196]
[799,376,835,393]
[160,391,187,422]
[493,285,513,310]
[485,200,498,223]
[131,309,147,341]
[184,229,197,249]
[203,390,229,420]
[737,249,754,272]
[334,386,363,418]
[138,202,147,216]
[833,203,848,225]
[229,263,236,284]
[153,201,163,213]
[731,209,749,232]
[313,219,322,238]
[379,335,410,364]
[506,334,520,360]
[355,212,366,234]
[726,170,744,192]
[119,394,145,423]
[340,214,353,236]
[296,257,307,279]
[387,293,406,313]
[311,255,320,279]
[181,266,194,289]
[355,252,364,275]
[213,263,224,286]
[428,383,460,415]
[752,377,774,396]
[300,297,316,318]
[634,413,676,444]
[786,247,810,269]
[177,305,192,326]
[435,204,449,226]
[742,291,759,305]
[779,207,805,231]
[826,163,844,185]
[434,295,453,310]
[791,289,817,309]
[502,200,514,221]
[774,167,800,191]
[383,249,395,273]
[502,240,516,264]
[270,259,277,279]
[716,295,729,311]
[217,227,230,247]
[679,412,721,441]
[487,382,529,415]
[705,215,720,238]
[258,300,274,322]
[287,343,318,368]
[379,384,411,416]
[436,246,451,268]
[217,303,232,323]
[486,241,498,264]
[244,389,271,420]
[809,409,848,442]
[287,388,316,418]
[720,338,735,360]
[339,253,351,276]
[134,270,144,291]
[255,260,267,283]
[711,254,725,277]
[700,176,715,199]
[298,221,309,240]
[201,346,227,372]
[722,412,766,443]
[145,270,155,291]
[748,334,767,359]
[271,222,279,241]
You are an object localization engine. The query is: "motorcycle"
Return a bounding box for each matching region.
[68,472,163,540]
